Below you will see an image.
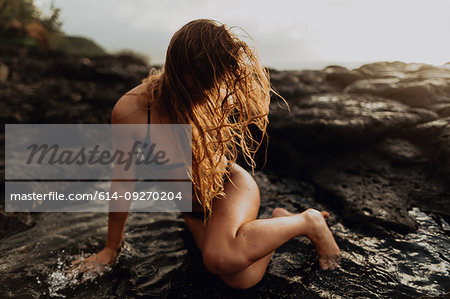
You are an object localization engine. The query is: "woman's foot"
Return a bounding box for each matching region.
[272,207,340,270]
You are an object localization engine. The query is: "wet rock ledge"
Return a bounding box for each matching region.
[267,62,450,235]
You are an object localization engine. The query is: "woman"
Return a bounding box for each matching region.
[74,19,340,289]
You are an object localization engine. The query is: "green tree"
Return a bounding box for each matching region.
[0,0,62,35]
[38,2,62,33]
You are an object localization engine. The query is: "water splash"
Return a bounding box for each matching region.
[46,254,114,297]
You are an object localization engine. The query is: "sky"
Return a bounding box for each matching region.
[35,0,450,70]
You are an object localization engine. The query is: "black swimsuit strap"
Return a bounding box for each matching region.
[145,103,151,142]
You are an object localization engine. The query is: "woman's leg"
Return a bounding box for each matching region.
[183,164,340,289]
[184,213,275,289]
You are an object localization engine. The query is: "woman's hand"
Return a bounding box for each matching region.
[69,247,119,281]
[78,247,118,265]
[68,212,127,282]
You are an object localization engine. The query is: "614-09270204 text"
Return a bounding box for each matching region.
[9,191,184,201]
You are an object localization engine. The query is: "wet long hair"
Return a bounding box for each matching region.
[142,19,276,220]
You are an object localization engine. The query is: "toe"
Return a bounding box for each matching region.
[319,254,341,270]
[319,256,330,270]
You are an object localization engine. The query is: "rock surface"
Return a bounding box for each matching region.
[0,45,149,237]
[1,46,449,297]
[266,61,450,235]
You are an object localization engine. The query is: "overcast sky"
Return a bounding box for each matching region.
[35,0,450,70]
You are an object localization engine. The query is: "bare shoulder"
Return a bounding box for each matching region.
[111,84,148,124]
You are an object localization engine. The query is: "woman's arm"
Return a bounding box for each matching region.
[104,182,135,253]
[72,93,141,268]
[102,94,141,254]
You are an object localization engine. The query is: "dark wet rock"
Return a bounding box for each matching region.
[374,138,428,164]
[413,118,449,139]
[431,103,450,117]
[406,107,439,123]
[344,62,450,108]
[311,146,449,234]
[266,92,450,234]
[323,65,364,89]
[434,122,450,179]
[270,69,339,99]
[45,55,149,82]
[269,93,426,151]
[355,61,450,80]
[269,65,363,100]
[344,77,450,108]
[355,61,418,78]
[410,117,450,180]
[0,209,34,238]
[2,173,446,298]
[313,167,418,234]
[0,45,149,124]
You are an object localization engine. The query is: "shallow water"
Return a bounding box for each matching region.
[1,174,449,298]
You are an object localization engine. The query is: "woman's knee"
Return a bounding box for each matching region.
[230,164,259,191]
[220,271,264,290]
[227,164,260,206]
[202,246,249,275]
